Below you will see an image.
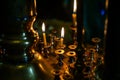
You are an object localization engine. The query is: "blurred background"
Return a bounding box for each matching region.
[36,0,106,44]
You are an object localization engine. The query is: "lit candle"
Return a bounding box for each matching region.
[72,0,77,26]
[42,22,47,46]
[60,27,64,47]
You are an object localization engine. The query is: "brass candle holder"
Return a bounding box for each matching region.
[55,49,65,67]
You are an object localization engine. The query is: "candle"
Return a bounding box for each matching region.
[42,22,47,46]
[60,27,64,47]
[72,0,77,26]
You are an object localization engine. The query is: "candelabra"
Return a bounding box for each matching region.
[0,0,107,80]
[34,21,105,80]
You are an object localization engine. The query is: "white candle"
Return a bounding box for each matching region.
[72,0,77,26]
[73,0,77,13]
[42,22,47,46]
[60,27,64,47]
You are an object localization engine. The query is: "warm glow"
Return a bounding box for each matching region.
[42,22,45,32]
[42,22,47,46]
[38,64,46,72]
[73,0,77,13]
[61,27,64,38]
[105,0,109,9]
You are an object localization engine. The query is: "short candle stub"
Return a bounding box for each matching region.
[91,37,101,43]
[68,45,77,50]
[55,49,65,55]
[66,51,76,57]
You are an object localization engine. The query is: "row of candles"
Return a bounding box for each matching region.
[41,22,65,48]
[41,0,77,48]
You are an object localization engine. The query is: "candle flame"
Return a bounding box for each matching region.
[42,22,45,32]
[73,0,77,13]
[61,27,64,38]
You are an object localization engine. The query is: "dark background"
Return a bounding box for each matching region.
[36,0,72,21]
[36,0,106,44]
[104,0,120,80]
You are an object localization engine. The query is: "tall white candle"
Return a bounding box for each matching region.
[42,22,47,46]
[60,27,64,47]
[72,0,77,26]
